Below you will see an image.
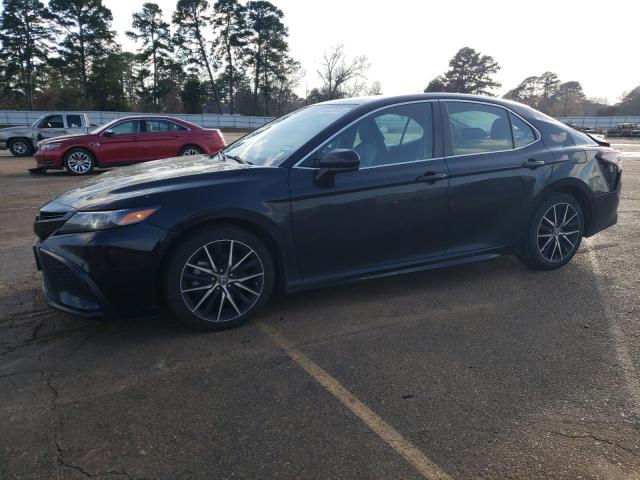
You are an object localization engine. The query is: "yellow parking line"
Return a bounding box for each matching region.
[257,322,454,480]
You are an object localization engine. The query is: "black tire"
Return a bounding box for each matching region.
[165,225,275,331]
[520,193,584,270]
[8,138,34,157]
[64,148,95,175]
[179,145,203,156]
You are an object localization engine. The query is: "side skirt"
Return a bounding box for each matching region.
[285,248,507,294]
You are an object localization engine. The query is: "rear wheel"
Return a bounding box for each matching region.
[179,145,203,156]
[520,193,584,270]
[165,226,275,330]
[64,148,95,175]
[8,138,33,157]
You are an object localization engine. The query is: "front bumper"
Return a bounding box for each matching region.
[35,247,108,318]
[34,149,64,168]
[585,180,621,237]
[0,141,6,150]
[34,222,173,319]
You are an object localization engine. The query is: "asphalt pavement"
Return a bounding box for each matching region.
[1,138,639,479]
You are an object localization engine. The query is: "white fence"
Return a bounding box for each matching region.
[557,116,640,129]
[0,110,276,129]
[2,110,638,131]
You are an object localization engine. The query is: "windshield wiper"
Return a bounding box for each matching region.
[209,150,253,165]
[224,153,253,165]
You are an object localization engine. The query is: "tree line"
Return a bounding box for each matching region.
[0,0,380,116]
[2,1,637,118]
[424,46,640,116]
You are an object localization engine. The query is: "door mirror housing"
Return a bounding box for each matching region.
[314,149,360,187]
[318,149,360,171]
[102,129,115,137]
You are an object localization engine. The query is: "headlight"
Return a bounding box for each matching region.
[58,207,158,234]
[40,143,62,150]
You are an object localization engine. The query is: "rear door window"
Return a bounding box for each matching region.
[446,102,513,155]
[145,120,172,132]
[66,115,83,128]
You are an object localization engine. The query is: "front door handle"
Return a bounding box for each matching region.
[521,159,546,168]
[415,172,448,184]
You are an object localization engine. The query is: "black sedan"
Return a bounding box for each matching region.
[33,94,622,330]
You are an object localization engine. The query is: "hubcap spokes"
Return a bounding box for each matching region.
[14,142,26,154]
[180,239,264,322]
[183,148,200,156]
[537,203,580,262]
[68,152,91,173]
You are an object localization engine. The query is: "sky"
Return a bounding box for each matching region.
[105,0,639,103]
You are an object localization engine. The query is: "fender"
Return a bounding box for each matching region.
[527,176,594,232]
[160,206,299,287]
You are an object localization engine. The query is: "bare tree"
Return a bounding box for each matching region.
[317,44,369,100]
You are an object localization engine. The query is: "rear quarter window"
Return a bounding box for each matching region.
[509,113,537,148]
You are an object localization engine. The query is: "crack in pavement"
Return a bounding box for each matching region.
[547,430,640,458]
[44,368,139,480]
[0,327,95,357]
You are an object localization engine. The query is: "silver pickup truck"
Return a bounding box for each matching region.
[0,113,92,156]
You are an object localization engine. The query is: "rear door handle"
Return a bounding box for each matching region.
[415,172,448,184]
[521,159,546,168]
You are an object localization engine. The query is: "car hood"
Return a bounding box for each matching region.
[52,155,252,210]
[0,126,31,139]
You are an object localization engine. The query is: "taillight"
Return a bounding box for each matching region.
[596,148,622,191]
[597,148,622,168]
[216,130,226,146]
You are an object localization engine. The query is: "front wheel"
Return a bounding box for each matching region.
[520,193,584,270]
[64,148,95,175]
[165,226,275,330]
[9,138,34,157]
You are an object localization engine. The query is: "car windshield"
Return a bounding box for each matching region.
[223,104,357,166]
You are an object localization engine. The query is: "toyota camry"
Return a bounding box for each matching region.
[33,94,621,330]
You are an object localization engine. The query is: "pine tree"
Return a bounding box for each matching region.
[212,0,248,113]
[0,0,53,109]
[172,0,222,112]
[126,2,173,111]
[48,0,115,108]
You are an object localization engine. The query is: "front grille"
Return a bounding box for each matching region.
[41,253,95,301]
[38,211,67,221]
[34,210,73,240]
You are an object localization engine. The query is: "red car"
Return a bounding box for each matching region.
[34,115,226,175]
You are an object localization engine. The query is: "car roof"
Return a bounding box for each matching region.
[317,93,530,113]
[114,115,186,122]
[109,115,201,128]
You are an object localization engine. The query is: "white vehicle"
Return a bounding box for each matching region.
[0,113,92,157]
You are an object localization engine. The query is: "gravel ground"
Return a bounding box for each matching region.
[0,137,639,479]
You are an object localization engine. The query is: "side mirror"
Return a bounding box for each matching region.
[318,149,360,171]
[314,149,360,187]
[102,129,115,137]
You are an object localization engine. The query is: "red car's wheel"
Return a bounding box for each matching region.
[179,145,203,156]
[64,148,95,175]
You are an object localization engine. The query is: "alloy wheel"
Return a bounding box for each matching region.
[67,151,93,174]
[182,147,201,156]
[536,202,581,263]
[180,239,264,323]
